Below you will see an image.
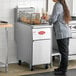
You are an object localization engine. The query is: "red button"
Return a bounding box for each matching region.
[38,31,46,35]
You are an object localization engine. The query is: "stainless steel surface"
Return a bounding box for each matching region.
[15,8,52,70]
[5,28,8,72]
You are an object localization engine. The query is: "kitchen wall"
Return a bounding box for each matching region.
[0,0,75,64]
[0,0,18,63]
[63,0,76,16]
[0,0,47,63]
[18,0,46,15]
[66,0,73,16]
[48,0,54,15]
[48,0,76,16]
[72,0,76,16]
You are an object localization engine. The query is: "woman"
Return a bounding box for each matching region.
[49,0,72,75]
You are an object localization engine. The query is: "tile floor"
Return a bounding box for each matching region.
[0,60,76,76]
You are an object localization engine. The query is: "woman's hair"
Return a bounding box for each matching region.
[58,0,71,24]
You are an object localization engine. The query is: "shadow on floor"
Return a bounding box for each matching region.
[21,69,76,76]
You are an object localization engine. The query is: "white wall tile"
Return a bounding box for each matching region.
[18,0,46,14]
[0,0,18,63]
[73,0,76,16]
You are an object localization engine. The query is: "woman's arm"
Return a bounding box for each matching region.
[49,3,63,25]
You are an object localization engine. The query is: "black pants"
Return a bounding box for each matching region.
[57,38,69,72]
